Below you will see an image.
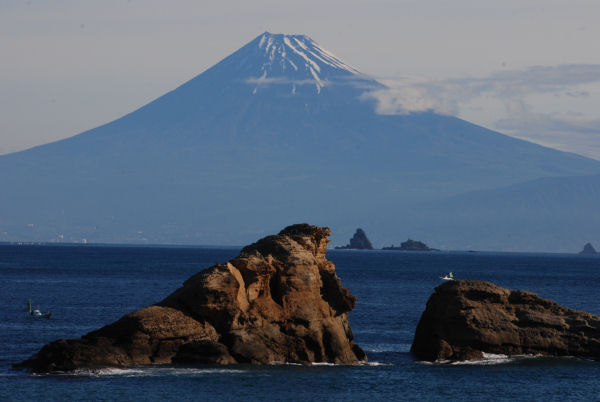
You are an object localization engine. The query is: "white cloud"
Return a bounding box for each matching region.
[366,65,600,113]
[494,99,600,158]
[364,65,600,159]
[361,78,461,115]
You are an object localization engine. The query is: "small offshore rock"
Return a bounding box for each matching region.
[335,228,374,250]
[579,242,597,254]
[382,238,438,251]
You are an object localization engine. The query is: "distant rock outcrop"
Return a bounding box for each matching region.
[579,242,597,254]
[411,280,600,362]
[382,239,438,251]
[334,228,373,250]
[16,224,366,373]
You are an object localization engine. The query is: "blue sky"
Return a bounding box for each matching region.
[2,0,600,158]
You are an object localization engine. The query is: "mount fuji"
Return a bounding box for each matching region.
[1,32,600,250]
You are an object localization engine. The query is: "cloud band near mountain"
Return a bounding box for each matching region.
[363,64,600,160]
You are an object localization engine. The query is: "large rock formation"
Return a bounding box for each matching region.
[334,228,374,250]
[579,242,597,254]
[411,280,600,362]
[16,224,366,373]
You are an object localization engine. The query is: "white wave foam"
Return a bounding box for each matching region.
[267,360,392,367]
[425,353,546,366]
[80,368,146,376]
[357,361,393,367]
[268,361,303,366]
[69,367,247,377]
[32,360,393,377]
[363,343,410,353]
[310,361,392,367]
[450,353,513,365]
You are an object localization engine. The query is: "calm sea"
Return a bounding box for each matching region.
[1,244,600,401]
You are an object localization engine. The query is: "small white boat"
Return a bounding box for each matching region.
[440,272,454,281]
[27,300,52,319]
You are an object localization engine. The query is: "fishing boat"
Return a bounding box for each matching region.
[27,300,52,319]
[440,272,454,281]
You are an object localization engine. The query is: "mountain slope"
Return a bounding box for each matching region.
[1,32,599,248]
[386,174,600,252]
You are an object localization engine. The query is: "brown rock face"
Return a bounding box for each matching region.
[411,280,600,362]
[17,224,366,373]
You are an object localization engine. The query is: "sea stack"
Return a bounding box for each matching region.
[411,280,600,362]
[579,243,597,254]
[16,224,366,373]
[335,228,374,250]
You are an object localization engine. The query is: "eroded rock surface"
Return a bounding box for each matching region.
[411,280,600,362]
[17,224,366,373]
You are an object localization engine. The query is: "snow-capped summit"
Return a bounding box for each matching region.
[213,32,368,95]
[255,32,360,86]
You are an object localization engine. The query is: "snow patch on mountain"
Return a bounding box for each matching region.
[252,32,360,94]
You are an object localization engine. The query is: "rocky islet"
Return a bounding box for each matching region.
[334,228,374,250]
[579,243,597,254]
[382,239,438,251]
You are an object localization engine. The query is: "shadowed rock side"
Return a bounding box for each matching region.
[334,228,373,250]
[411,280,600,362]
[16,224,366,373]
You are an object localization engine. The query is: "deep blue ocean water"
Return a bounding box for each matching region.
[1,244,600,401]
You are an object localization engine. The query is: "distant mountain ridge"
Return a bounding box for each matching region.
[377,174,600,252]
[1,32,599,250]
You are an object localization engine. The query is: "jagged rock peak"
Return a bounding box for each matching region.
[15,224,366,373]
[335,228,374,250]
[411,280,600,362]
